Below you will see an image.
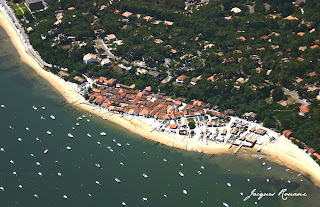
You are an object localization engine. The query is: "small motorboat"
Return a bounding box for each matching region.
[115,178,121,183]
[97,142,101,145]
[95,164,101,168]
[47,131,52,135]
[57,173,62,176]
[40,116,46,120]
[95,181,100,185]
[163,159,168,162]
[87,133,92,137]
[227,183,231,187]
[179,171,184,177]
[38,172,42,176]
[120,162,124,166]
[262,162,266,166]
[76,123,80,126]
[164,194,167,198]
[142,173,149,178]
[18,138,22,142]
[10,160,14,164]
[68,133,74,138]
[42,107,45,110]
[0,104,5,108]
[112,139,116,143]
[223,202,229,207]
[13,172,17,175]
[63,195,68,199]
[36,162,41,166]
[32,106,38,110]
[18,185,23,189]
[66,146,72,150]
[88,194,92,197]
[117,143,122,147]
[26,127,30,131]
[142,197,148,202]
[100,132,106,136]
[78,117,83,120]
[198,171,202,175]
[87,119,90,122]
[267,179,270,182]
[121,202,126,206]
[267,167,272,170]
[103,117,107,120]
[0,148,5,152]
[34,194,39,198]
[180,163,184,167]
[44,149,48,154]
[183,190,188,195]
[50,115,55,120]
[200,166,204,169]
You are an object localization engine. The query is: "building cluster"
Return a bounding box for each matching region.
[88,77,226,120]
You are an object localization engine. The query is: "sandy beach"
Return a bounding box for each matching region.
[1,10,320,187]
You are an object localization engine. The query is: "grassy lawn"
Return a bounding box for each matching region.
[15,9,23,16]
[12,4,19,10]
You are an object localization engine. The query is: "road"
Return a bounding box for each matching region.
[282,87,309,106]
[0,0,52,68]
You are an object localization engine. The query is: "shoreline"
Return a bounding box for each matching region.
[1,10,320,188]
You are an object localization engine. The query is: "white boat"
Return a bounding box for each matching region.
[10,160,14,164]
[95,164,101,168]
[42,107,45,110]
[13,172,17,175]
[41,116,46,120]
[223,202,229,207]
[58,173,62,176]
[97,142,101,145]
[179,171,184,177]
[82,115,86,118]
[88,194,92,197]
[267,179,270,182]
[44,149,48,154]
[0,148,4,152]
[66,146,72,150]
[103,117,107,120]
[18,138,22,142]
[50,115,55,120]
[163,159,168,162]
[34,194,39,198]
[126,143,130,146]
[0,104,5,108]
[262,162,266,166]
[142,197,148,202]
[201,166,204,169]
[183,190,188,195]
[38,172,42,176]
[0,187,4,191]
[47,131,52,135]
[68,133,74,138]
[78,117,83,120]
[76,123,80,126]
[180,163,184,167]
[285,168,291,172]
[112,139,116,143]
[18,185,23,189]
[36,162,41,166]
[198,171,202,175]
[95,181,100,185]
[297,174,301,176]
[122,202,126,206]
[267,167,272,170]
[100,132,106,136]
[115,178,121,183]
[120,162,124,166]
[87,119,90,122]
[87,133,92,137]
[142,173,149,178]
[26,127,30,131]
[117,143,122,147]
[32,106,38,110]
[227,183,231,187]
[63,195,68,199]
[164,194,167,198]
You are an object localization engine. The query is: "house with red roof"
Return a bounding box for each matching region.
[299,105,310,116]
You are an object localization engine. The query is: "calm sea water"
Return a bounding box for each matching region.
[0,26,320,207]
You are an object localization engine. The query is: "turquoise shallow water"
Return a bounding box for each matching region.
[0,26,320,207]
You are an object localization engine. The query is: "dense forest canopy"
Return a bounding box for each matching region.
[12,0,320,152]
